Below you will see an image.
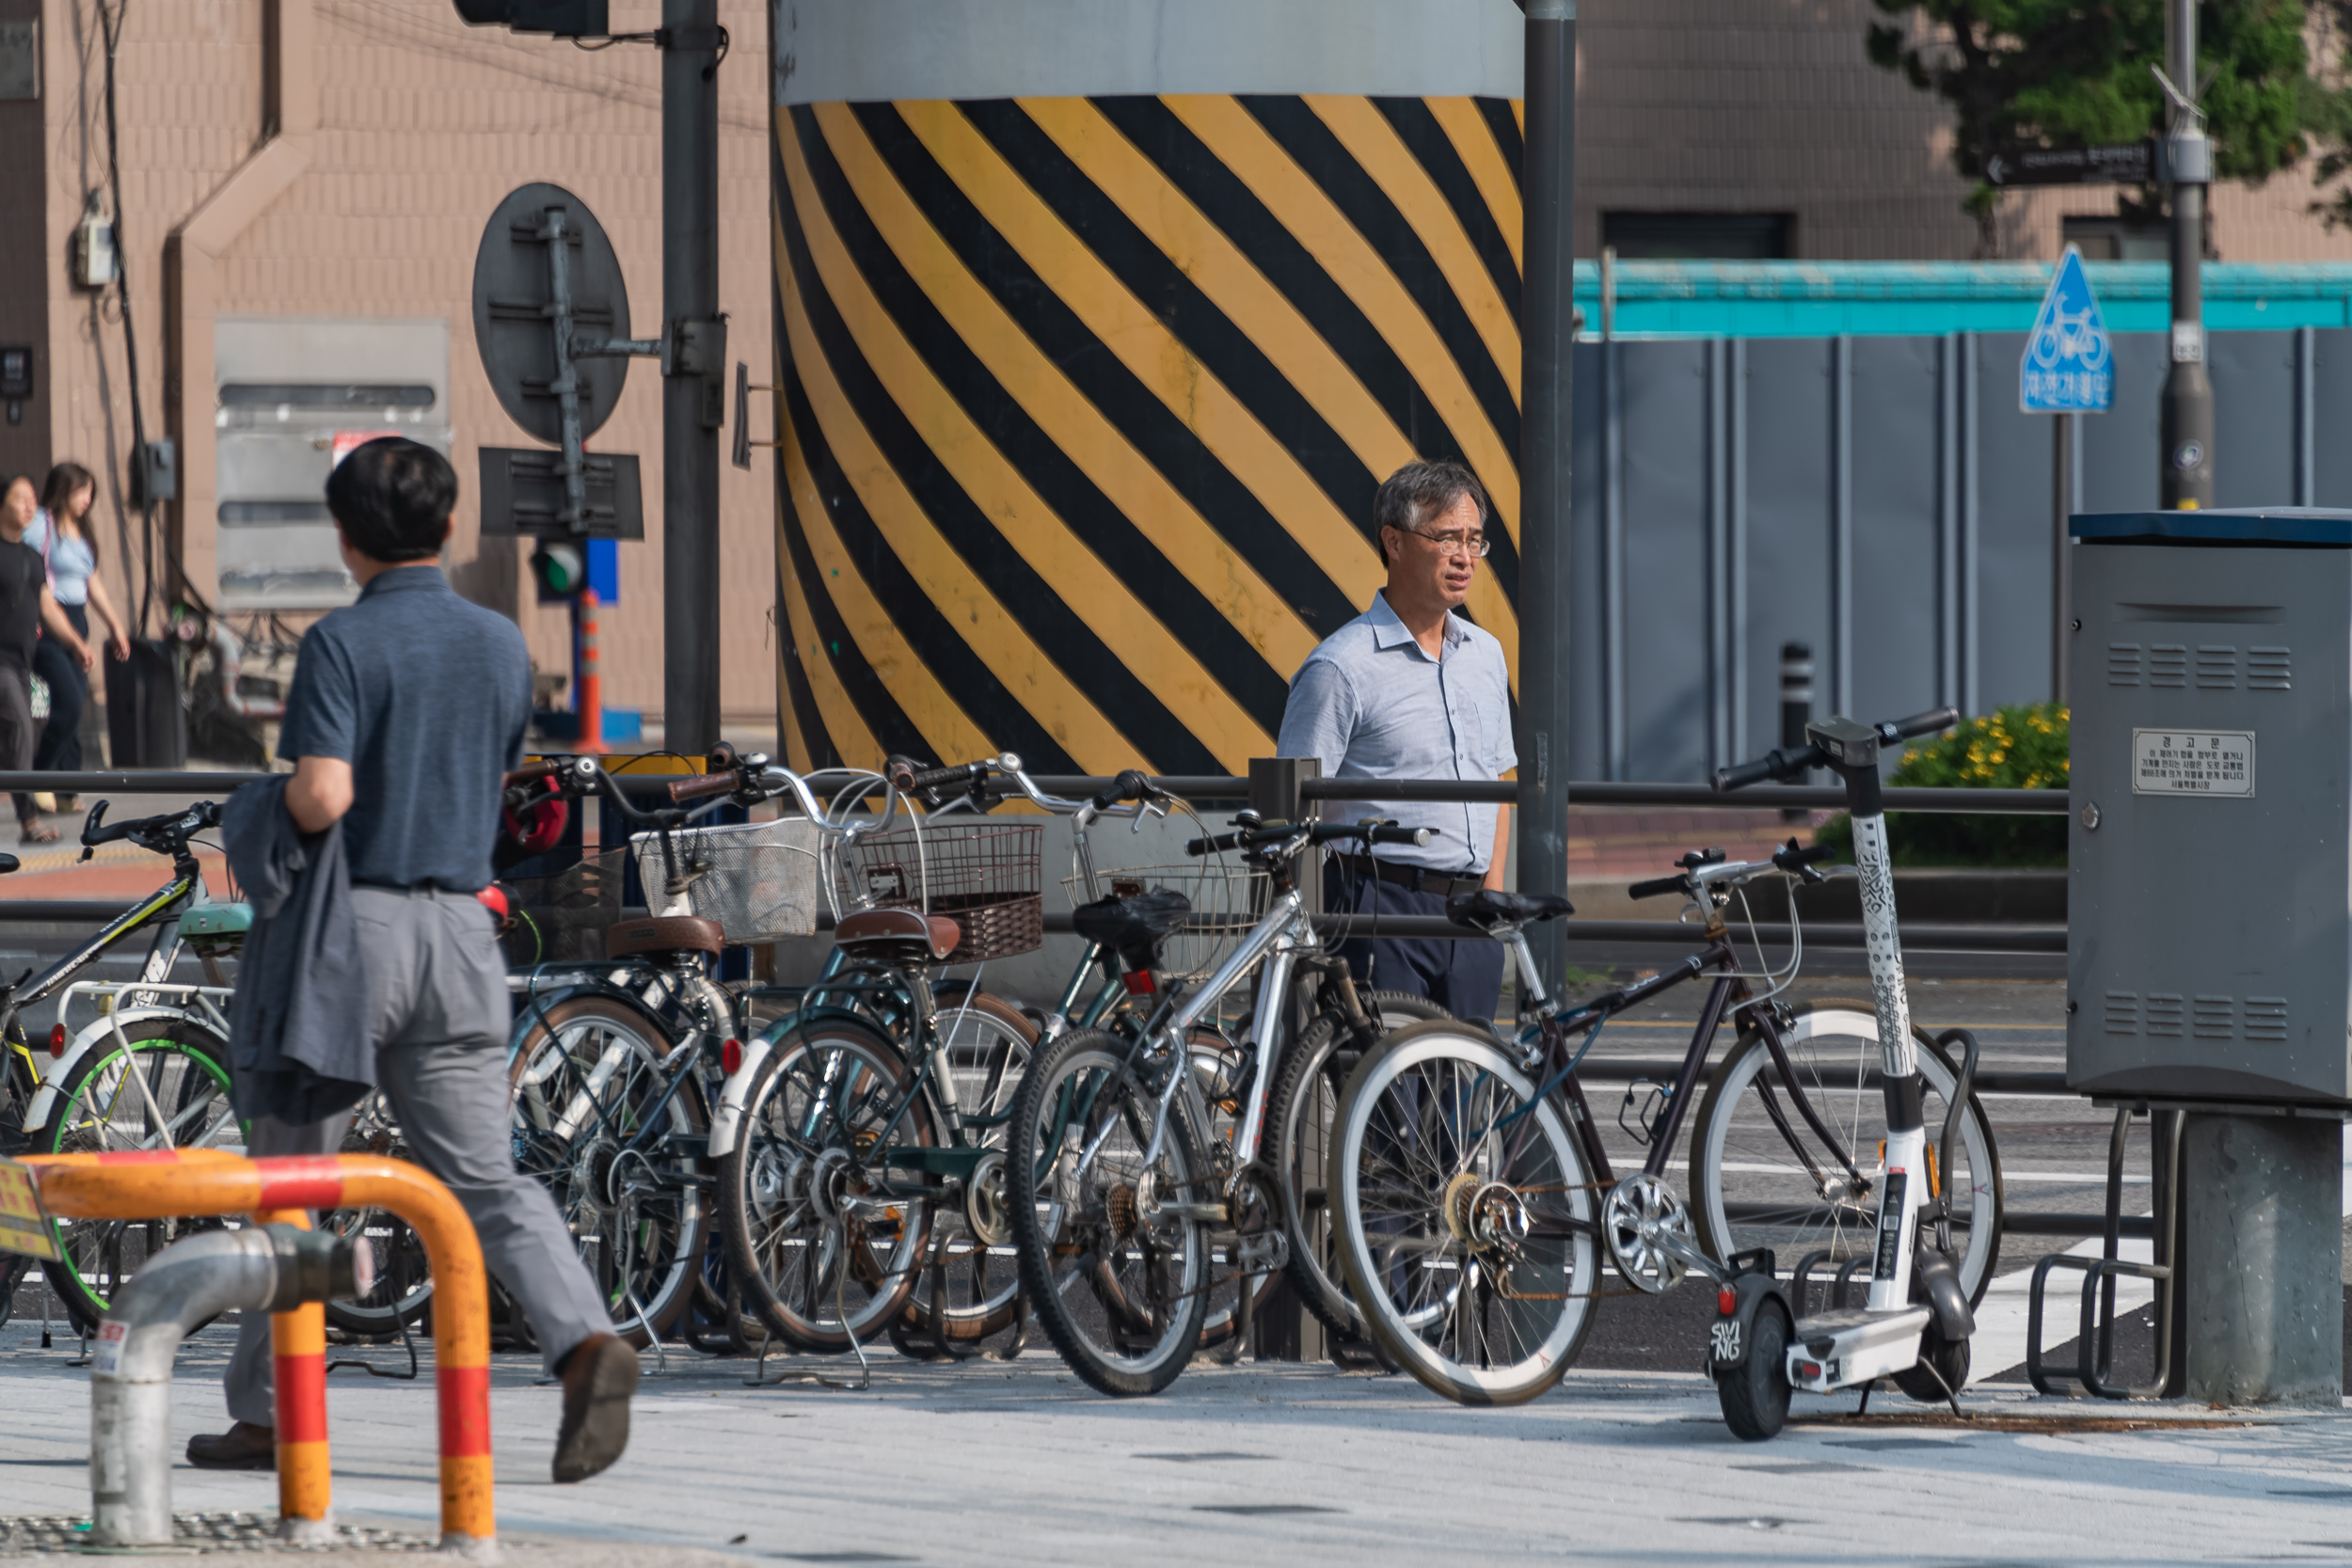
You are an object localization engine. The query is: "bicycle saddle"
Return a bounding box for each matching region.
[1444,888,1574,930]
[606,915,726,959]
[834,907,962,962]
[1072,886,1192,974]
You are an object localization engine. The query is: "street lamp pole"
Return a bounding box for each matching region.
[2158,0,2214,511]
[1518,0,1576,998]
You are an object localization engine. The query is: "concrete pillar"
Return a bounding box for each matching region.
[2181,1113,2343,1406]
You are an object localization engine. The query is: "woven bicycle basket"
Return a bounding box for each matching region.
[1059,861,1269,982]
[838,819,1043,963]
[629,817,826,942]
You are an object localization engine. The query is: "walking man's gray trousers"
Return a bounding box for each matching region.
[226,887,612,1426]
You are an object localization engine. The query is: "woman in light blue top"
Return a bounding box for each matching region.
[27,462,131,784]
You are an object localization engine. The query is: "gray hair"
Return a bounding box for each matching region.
[1374,460,1488,544]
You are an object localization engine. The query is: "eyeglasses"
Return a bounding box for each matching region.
[1402,527,1491,559]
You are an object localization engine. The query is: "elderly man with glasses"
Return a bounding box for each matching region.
[1276,459,1515,1022]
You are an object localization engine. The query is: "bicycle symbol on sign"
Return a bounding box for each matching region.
[2031,302,2108,372]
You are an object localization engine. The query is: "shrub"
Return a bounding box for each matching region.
[1813,703,2068,867]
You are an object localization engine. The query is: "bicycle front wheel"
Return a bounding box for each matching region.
[36,1020,240,1331]
[721,1017,936,1352]
[1009,1028,1213,1396]
[1330,1021,1600,1405]
[508,997,711,1344]
[1689,1001,2004,1305]
[900,990,1034,1343]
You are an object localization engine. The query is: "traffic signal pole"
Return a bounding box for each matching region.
[1518,0,1575,998]
[661,1,724,753]
[2159,0,2214,510]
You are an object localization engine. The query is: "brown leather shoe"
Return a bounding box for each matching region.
[186,1421,276,1470]
[551,1333,638,1483]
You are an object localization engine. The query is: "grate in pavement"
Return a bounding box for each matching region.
[1134,1452,1270,1464]
[1190,1506,1340,1517]
[0,1512,445,1555]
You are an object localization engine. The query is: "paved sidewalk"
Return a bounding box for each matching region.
[0,1324,2346,1565]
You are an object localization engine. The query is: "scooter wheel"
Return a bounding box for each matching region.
[1716,1301,1793,1441]
[1894,1324,1971,1404]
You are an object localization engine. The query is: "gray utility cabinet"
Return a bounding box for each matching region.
[2069,509,2352,1104]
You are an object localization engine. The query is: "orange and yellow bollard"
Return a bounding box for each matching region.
[24,1150,496,1557]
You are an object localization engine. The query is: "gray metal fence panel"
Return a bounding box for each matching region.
[2210,331,2297,509]
[1847,334,1947,734]
[1573,326,2347,778]
[1740,337,1835,773]
[1973,331,2053,709]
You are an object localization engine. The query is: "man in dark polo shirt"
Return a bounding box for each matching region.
[190,437,634,1483]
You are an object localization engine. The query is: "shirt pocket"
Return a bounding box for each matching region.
[1465,682,1514,775]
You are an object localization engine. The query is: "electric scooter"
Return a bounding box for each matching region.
[1703,708,1983,1439]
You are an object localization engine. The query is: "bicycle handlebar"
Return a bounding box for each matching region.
[1184,821,1436,857]
[80,799,222,851]
[1628,874,1686,901]
[667,770,739,803]
[1089,768,1168,814]
[1711,705,1962,792]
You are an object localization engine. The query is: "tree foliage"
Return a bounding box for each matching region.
[1866,2,2343,242]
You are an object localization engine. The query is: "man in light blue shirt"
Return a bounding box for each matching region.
[1276,460,1514,1019]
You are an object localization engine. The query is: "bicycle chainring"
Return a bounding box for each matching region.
[1601,1172,1695,1294]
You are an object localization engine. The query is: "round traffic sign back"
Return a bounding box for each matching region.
[471,182,631,446]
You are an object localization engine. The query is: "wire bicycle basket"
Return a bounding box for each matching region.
[836,819,1044,963]
[1060,860,1268,982]
[629,818,827,942]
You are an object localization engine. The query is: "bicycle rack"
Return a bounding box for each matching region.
[2024,1106,2182,1400]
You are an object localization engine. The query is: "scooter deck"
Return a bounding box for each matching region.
[1787,1304,1932,1392]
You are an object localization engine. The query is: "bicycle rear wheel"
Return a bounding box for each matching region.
[36,1020,239,1332]
[323,1091,434,1336]
[1689,1001,2003,1305]
[508,996,710,1344]
[1329,1021,1600,1405]
[899,990,1034,1343]
[1009,1028,1213,1396]
[721,1016,936,1352]
[1265,990,1452,1340]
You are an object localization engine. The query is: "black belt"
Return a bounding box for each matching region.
[1329,853,1485,899]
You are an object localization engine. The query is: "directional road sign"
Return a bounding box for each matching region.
[472,182,632,448]
[2021,245,2113,415]
[1985,141,2153,187]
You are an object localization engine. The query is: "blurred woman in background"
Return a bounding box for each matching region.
[26,462,131,787]
[0,475,94,844]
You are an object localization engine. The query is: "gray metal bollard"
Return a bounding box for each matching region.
[88,1226,361,1548]
[2180,1113,2344,1406]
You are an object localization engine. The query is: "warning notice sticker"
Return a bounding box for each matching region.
[2132,729,2255,797]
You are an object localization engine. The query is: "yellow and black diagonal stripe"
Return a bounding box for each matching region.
[771,94,1526,774]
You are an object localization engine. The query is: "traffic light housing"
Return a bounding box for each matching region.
[452,1,609,36]
[531,539,584,601]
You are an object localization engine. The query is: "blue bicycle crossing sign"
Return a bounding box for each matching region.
[2021,245,2112,414]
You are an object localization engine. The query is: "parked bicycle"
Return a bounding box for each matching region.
[1006,807,1448,1395]
[1326,706,2003,1405]
[0,800,248,1331]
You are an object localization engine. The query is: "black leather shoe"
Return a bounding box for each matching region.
[552,1333,638,1483]
[186,1421,276,1470]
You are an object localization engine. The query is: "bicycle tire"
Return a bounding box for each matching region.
[508,995,711,1346]
[1329,1020,1600,1405]
[35,1019,239,1332]
[1265,990,1453,1339]
[323,1091,434,1337]
[1009,1027,1214,1396]
[1689,1001,2004,1306]
[898,990,1036,1343]
[721,1014,937,1353]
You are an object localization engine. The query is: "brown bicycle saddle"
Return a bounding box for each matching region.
[834,907,961,961]
[604,915,725,959]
